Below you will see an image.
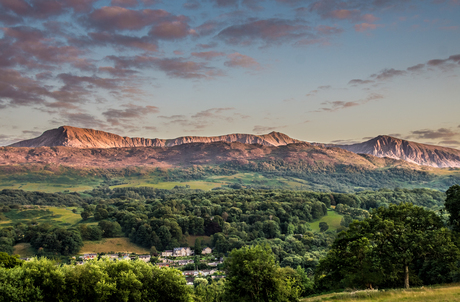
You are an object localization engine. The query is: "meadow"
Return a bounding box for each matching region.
[308,210,344,232]
[79,237,150,254]
[302,284,460,302]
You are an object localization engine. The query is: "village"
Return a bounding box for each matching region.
[76,246,225,286]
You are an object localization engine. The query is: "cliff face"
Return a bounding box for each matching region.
[336,135,460,168]
[9,126,302,148]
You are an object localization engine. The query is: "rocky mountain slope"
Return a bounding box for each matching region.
[9,126,302,148]
[335,135,460,168]
[0,141,413,170]
[6,126,460,168]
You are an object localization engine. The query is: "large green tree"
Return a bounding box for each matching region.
[445,184,460,231]
[316,203,459,290]
[224,244,301,302]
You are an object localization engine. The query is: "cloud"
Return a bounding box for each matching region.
[111,0,138,8]
[347,53,460,86]
[217,18,311,46]
[407,63,425,72]
[252,125,286,134]
[60,112,106,129]
[82,32,158,52]
[148,18,196,40]
[372,68,407,80]
[192,107,234,119]
[81,6,177,32]
[224,53,261,70]
[106,55,224,79]
[159,115,187,119]
[348,79,374,85]
[102,104,159,126]
[354,23,383,32]
[183,0,200,9]
[410,128,458,139]
[316,93,383,112]
[191,51,226,60]
[1,26,92,71]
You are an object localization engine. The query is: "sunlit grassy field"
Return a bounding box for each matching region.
[0,206,83,227]
[13,243,35,257]
[80,237,150,254]
[308,210,343,232]
[302,284,460,302]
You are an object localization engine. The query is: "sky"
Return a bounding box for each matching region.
[0,0,459,148]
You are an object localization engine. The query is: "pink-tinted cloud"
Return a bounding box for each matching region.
[354,23,382,32]
[253,125,286,134]
[224,53,261,70]
[111,0,138,8]
[183,0,200,9]
[316,93,383,112]
[1,26,92,70]
[407,63,425,72]
[348,79,374,85]
[86,32,158,52]
[103,104,159,126]
[82,6,171,31]
[410,128,458,139]
[149,18,196,40]
[106,55,225,79]
[192,51,226,60]
[372,68,407,80]
[218,18,310,46]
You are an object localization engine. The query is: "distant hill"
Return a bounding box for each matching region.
[335,135,460,168]
[8,126,302,148]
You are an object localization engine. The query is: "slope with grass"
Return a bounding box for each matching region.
[302,284,460,302]
[308,210,344,232]
[79,237,150,254]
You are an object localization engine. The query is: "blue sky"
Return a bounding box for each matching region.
[0,0,459,147]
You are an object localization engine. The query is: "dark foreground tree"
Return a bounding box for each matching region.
[445,184,460,231]
[316,203,459,290]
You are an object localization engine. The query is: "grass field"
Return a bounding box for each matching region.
[302,284,460,302]
[0,206,84,227]
[13,243,35,257]
[111,180,222,190]
[308,210,343,232]
[80,237,150,254]
[186,235,212,246]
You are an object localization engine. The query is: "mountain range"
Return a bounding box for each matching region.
[5,126,460,168]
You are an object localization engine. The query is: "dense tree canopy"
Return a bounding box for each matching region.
[316,203,459,290]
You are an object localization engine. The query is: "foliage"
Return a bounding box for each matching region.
[224,244,301,302]
[0,252,23,268]
[445,184,460,231]
[0,258,193,302]
[316,203,460,290]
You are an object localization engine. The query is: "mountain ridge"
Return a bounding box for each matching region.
[9,126,303,149]
[6,126,460,168]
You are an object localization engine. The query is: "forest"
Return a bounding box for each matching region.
[1,185,460,301]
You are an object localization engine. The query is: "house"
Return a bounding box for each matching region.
[173,247,192,257]
[162,250,173,257]
[83,253,97,260]
[157,263,169,268]
[201,247,212,255]
[138,255,151,263]
[185,277,194,286]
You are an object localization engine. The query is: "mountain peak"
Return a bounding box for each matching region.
[337,135,460,168]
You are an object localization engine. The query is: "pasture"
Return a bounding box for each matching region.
[80,237,150,254]
[302,284,460,302]
[308,210,343,232]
